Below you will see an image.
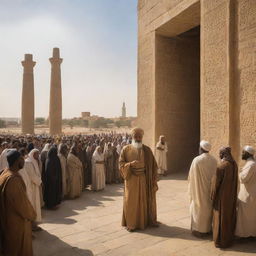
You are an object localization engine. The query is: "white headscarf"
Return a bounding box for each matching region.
[42,143,51,152]
[0,148,15,170]
[27,149,41,176]
[92,146,104,162]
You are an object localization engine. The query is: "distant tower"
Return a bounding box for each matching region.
[122,102,126,118]
[21,54,36,134]
[49,48,62,135]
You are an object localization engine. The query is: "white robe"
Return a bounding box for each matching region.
[188,153,217,233]
[19,168,33,203]
[24,156,42,222]
[0,148,14,170]
[155,142,168,174]
[91,150,105,191]
[58,153,68,197]
[236,158,256,237]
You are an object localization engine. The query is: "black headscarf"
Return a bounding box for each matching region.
[27,143,34,153]
[43,146,62,209]
[6,150,21,167]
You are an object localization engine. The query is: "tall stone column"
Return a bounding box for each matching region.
[21,54,36,134]
[49,48,62,135]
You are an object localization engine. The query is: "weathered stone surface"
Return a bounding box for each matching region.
[138,0,256,171]
[21,54,36,134]
[49,47,62,135]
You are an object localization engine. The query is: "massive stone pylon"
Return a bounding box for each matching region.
[21,54,36,134]
[49,48,62,135]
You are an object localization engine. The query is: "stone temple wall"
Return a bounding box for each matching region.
[138,0,256,172]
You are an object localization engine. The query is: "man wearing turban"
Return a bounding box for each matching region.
[235,146,256,238]
[155,135,168,176]
[0,150,36,256]
[211,147,238,248]
[119,127,159,231]
[188,140,217,237]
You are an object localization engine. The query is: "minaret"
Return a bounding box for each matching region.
[21,54,36,134]
[49,48,62,135]
[122,102,126,118]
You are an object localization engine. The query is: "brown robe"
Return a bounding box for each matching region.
[119,144,158,230]
[0,169,36,256]
[211,160,238,248]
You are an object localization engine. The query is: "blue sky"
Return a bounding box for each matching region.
[0,0,137,118]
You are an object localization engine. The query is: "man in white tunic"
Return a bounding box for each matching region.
[236,146,256,238]
[24,149,42,231]
[188,140,217,237]
[155,135,168,175]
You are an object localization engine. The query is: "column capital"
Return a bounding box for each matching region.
[21,54,36,68]
[49,57,63,65]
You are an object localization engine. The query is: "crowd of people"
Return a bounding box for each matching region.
[0,128,255,256]
[0,132,131,255]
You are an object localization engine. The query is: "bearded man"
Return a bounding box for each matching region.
[236,146,256,238]
[119,127,159,232]
[211,147,238,248]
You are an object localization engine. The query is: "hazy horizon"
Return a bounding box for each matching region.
[0,0,137,119]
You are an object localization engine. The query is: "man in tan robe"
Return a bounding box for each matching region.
[188,140,217,237]
[119,127,158,232]
[236,146,256,237]
[211,147,238,248]
[0,150,36,256]
[58,143,68,198]
[67,145,83,199]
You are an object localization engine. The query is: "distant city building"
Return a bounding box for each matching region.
[81,112,91,119]
[122,102,126,118]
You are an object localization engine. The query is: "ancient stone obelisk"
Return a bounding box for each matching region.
[21,54,36,134]
[49,48,62,135]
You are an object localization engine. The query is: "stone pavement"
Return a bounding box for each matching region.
[34,173,256,256]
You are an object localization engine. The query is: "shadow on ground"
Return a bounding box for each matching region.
[142,223,256,253]
[33,230,94,256]
[41,184,124,225]
[160,172,188,181]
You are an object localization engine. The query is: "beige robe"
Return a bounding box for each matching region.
[155,142,168,174]
[24,160,42,222]
[0,170,36,256]
[119,144,158,230]
[236,158,256,237]
[58,153,68,197]
[67,153,83,199]
[19,168,33,203]
[188,153,217,233]
[91,150,105,191]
